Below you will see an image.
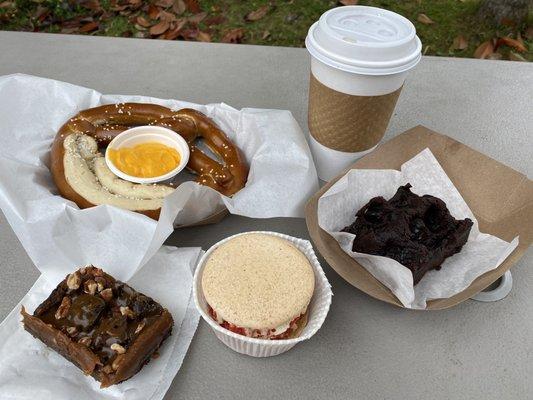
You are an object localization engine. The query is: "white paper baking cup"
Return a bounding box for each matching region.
[193,231,333,357]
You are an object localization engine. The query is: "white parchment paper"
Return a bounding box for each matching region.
[318,149,519,309]
[0,245,203,400]
[0,73,318,281]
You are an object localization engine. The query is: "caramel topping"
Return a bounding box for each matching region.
[108,142,180,178]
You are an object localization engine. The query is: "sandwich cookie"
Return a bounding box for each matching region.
[201,233,315,340]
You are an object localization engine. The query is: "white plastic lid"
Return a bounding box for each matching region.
[306,6,422,75]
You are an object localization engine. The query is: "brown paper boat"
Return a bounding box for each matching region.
[305,126,533,310]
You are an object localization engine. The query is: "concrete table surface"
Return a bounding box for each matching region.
[0,31,531,400]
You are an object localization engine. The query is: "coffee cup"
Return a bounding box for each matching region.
[305,6,422,181]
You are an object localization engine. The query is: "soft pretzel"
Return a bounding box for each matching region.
[51,103,248,219]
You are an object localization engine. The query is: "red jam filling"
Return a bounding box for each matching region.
[208,306,302,340]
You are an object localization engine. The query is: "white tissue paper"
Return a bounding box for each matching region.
[318,149,519,309]
[0,245,203,400]
[0,73,318,281]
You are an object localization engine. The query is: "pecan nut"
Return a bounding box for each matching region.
[55,296,71,319]
[66,272,81,290]
[83,279,98,295]
[110,343,126,354]
[120,306,135,319]
[100,288,113,301]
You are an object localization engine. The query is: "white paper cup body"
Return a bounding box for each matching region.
[305,6,421,181]
[193,231,332,357]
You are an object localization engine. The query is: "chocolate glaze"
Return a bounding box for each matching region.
[22,266,173,388]
[342,184,473,284]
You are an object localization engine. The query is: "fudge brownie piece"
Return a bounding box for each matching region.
[342,184,473,284]
[21,266,173,388]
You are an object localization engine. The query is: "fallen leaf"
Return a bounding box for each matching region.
[452,35,468,50]
[197,31,211,42]
[136,16,151,28]
[163,18,186,39]
[159,10,177,22]
[417,13,434,25]
[525,26,533,41]
[486,52,502,60]
[187,11,206,25]
[496,36,527,53]
[80,0,101,11]
[245,5,269,22]
[204,15,226,26]
[180,28,198,40]
[221,27,245,43]
[155,0,174,7]
[339,0,359,5]
[150,20,170,35]
[33,6,49,21]
[285,13,300,23]
[262,30,270,40]
[509,51,527,62]
[473,40,494,59]
[134,23,147,31]
[147,4,160,19]
[172,0,186,15]
[184,0,201,14]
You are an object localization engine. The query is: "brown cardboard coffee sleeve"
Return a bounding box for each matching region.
[308,74,402,152]
[305,126,533,310]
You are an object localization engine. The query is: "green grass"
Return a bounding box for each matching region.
[1,0,531,61]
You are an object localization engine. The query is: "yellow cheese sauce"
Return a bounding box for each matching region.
[108,142,181,178]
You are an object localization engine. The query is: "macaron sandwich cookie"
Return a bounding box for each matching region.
[201,233,315,340]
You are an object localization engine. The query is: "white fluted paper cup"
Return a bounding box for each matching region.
[193,231,333,357]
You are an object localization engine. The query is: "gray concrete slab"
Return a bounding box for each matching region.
[0,31,531,400]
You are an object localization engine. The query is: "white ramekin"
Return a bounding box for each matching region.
[105,125,190,184]
[193,231,333,357]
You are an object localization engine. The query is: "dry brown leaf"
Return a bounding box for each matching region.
[184,0,201,14]
[172,0,186,15]
[134,24,147,31]
[136,16,151,28]
[155,0,174,7]
[417,13,434,25]
[525,26,533,41]
[509,51,527,62]
[187,11,206,25]
[245,5,269,22]
[204,15,226,26]
[496,36,527,53]
[150,20,170,35]
[262,30,270,40]
[221,27,245,43]
[487,52,502,60]
[339,0,359,5]
[163,18,186,39]
[452,35,468,50]
[147,4,160,19]
[473,40,494,59]
[180,28,199,40]
[80,0,101,11]
[159,10,177,22]
[197,31,211,42]
[33,5,49,21]
[79,21,99,32]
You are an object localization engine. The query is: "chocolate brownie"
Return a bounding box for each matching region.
[21,265,173,388]
[342,184,473,284]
